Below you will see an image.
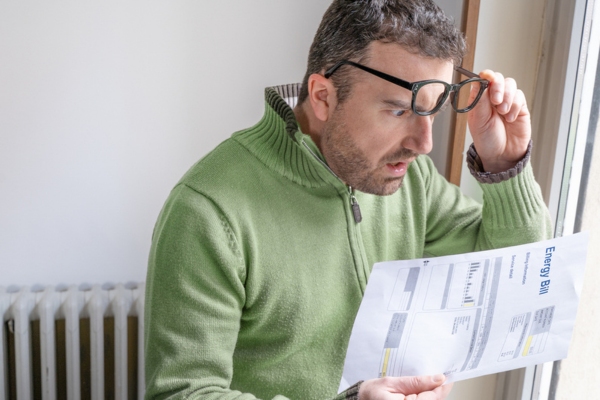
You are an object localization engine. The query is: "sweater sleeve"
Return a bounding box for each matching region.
[145,184,358,400]
[145,184,262,399]
[422,157,552,257]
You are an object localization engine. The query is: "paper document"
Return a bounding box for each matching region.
[340,233,589,391]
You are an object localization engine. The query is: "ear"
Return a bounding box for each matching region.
[307,73,337,122]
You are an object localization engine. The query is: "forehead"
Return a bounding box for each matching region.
[364,41,454,83]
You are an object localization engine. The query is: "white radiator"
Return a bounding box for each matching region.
[0,283,145,400]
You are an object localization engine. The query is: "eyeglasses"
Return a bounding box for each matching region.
[324,60,489,116]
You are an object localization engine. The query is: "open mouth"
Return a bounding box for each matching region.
[385,161,409,176]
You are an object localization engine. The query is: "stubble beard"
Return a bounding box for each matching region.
[320,114,419,196]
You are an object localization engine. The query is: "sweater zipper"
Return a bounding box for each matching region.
[349,187,362,223]
[301,140,362,223]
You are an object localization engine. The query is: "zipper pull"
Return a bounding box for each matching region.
[349,187,362,223]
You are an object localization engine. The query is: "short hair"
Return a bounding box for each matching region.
[298,0,467,104]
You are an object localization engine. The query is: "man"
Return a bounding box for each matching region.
[144,0,552,399]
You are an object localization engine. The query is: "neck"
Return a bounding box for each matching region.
[294,101,325,151]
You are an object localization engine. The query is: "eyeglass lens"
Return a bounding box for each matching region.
[414,82,448,114]
[453,80,484,112]
[415,80,484,115]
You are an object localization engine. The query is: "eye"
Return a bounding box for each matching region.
[391,110,406,117]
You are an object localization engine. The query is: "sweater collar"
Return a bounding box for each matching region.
[232,84,342,189]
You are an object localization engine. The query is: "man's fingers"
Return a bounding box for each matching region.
[432,382,453,398]
[470,70,529,126]
[504,89,527,123]
[390,374,446,394]
[411,382,453,400]
[499,78,517,115]
[359,375,449,399]
[480,69,504,105]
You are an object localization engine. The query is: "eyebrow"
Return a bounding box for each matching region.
[382,99,411,109]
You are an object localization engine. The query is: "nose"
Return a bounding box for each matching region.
[402,114,434,155]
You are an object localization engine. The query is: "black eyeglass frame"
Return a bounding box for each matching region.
[323,60,490,116]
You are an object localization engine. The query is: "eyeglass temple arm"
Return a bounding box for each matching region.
[454,65,480,79]
[325,60,413,91]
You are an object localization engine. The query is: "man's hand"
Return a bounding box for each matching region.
[358,374,453,399]
[467,69,531,174]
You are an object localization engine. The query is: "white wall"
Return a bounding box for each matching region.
[1,0,473,287]
[0,1,330,286]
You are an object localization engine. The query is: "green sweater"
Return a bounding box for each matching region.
[144,84,552,400]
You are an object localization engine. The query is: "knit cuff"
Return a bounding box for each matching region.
[467,140,532,184]
[480,162,546,228]
[335,381,362,400]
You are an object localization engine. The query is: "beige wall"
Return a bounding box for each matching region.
[454,0,547,398]
[459,1,600,399]
[460,0,547,203]
[553,12,600,388]
[554,125,600,398]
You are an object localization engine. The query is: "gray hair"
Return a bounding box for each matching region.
[298,0,467,104]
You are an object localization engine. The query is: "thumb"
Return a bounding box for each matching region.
[390,374,446,395]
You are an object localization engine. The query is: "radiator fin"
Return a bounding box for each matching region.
[0,283,145,400]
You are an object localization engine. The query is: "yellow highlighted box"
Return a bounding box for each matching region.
[522,336,533,356]
[381,348,392,377]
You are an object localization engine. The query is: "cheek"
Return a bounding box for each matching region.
[335,106,408,158]
[345,109,387,139]
[359,116,409,154]
[346,119,385,153]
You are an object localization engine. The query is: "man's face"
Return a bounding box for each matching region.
[319,42,454,196]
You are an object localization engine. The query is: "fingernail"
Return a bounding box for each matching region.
[433,374,445,383]
[494,94,502,103]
